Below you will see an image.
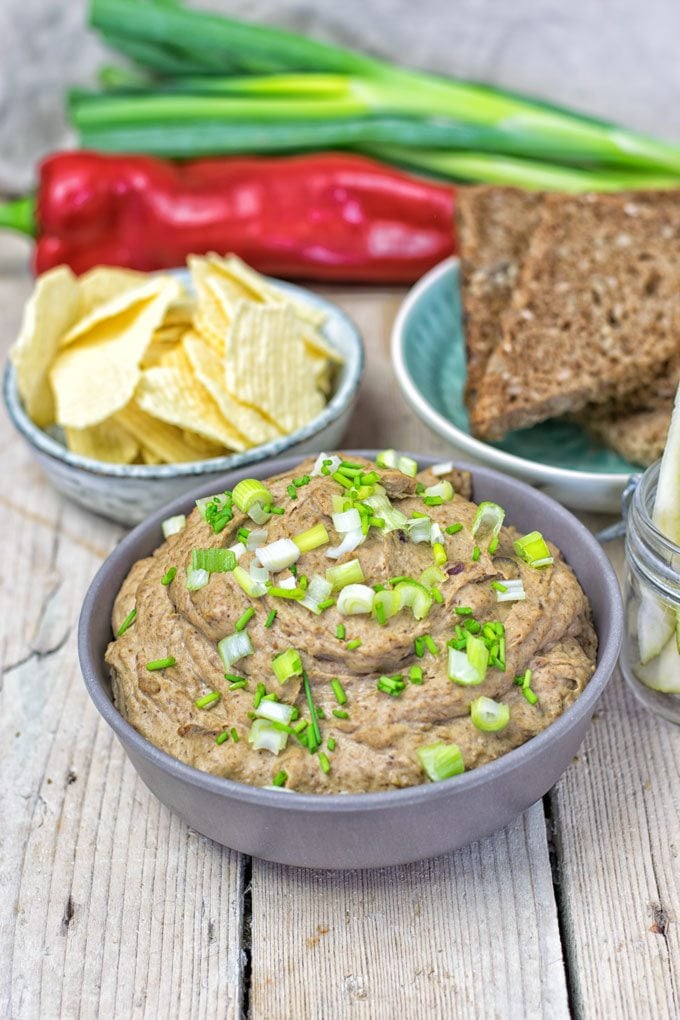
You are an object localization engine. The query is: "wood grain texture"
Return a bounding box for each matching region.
[249,803,569,1020]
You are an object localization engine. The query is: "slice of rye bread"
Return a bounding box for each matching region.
[578,399,673,467]
[457,186,544,405]
[469,190,680,441]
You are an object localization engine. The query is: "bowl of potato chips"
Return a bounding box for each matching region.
[4,255,363,525]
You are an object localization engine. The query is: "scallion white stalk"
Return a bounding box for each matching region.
[162,514,186,538]
[185,567,210,591]
[256,537,300,572]
[337,583,375,615]
[448,635,489,686]
[248,718,288,755]
[233,565,268,598]
[256,699,295,724]
[495,579,526,602]
[218,629,254,668]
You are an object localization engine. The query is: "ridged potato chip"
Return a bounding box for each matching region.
[225,301,325,433]
[65,419,139,463]
[61,274,179,348]
[50,277,181,429]
[116,402,226,463]
[207,253,327,328]
[136,347,247,450]
[10,265,79,427]
[77,267,148,318]
[183,330,282,446]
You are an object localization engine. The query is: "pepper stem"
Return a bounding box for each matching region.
[0,196,37,237]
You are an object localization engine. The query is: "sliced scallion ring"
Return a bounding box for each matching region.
[232,479,273,514]
[233,565,268,598]
[471,502,506,548]
[272,648,303,684]
[514,531,554,568]
[326,558,365,591]
[248,718,288,755]
[395,580,433,621]
[424,480,454,502]
[448,635,489,686]
[470,696,510,732]
[311,452,341,477]
[255,699,295,725]
[293,522,330,553]
[299,574,333,615]
[495,578,526,602]
[376,449,418,477]
[191,548,237,574]
[431,461,454,477]
[337,583,375,616]
[185,567,210,591]
[246,529,268,551]
[417,742,465,781]
[256,537,300,572]
[218,630,254,669]
[162,514,186,539]
[405,516,432,544]
[362,494,408,533]
[332,508,362,534]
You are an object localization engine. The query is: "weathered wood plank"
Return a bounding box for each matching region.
[249,802,570,1020]
[551,535,680,1019]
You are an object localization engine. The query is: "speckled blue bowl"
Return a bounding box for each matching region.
[4,278,364,525]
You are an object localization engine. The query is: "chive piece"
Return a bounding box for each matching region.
[253,682,266,709]
[409,666,424,684]
[455,606,473,616]
[368,516,385,529]
[292,718,308,734]
[424,634,439,655]
[117,607,137,637]
[332,708,349,719]
[523,687,538,705]
[375,601,387,626]
[235,607,255,631]
[361,471,379,485]
[161,566,177,586]
[332,471,353,490]
[432,588,444,605]
[195,691,221,709]
[318,752,331,774]
[265,609,277,628]
[390,575,409,586]
[229,680,247,691]
[331,679,347,705]
[316,706,326,720]
[423,495,444,507]
[464,619,481,634]
[318,598,336,610]
[146,656,176,671]
[237,527,250,544]
[216,730,229,745]
[489,536,500,555]
[272,769,288,787]
[287,484,298,500]
[303,670,322,749]
[346,639,362,650]
[230,727,239,742]
[224,672,244,683]
[414,636,425,658]
[446,523,463,535]
[327,737,336,752]
[340,460,363,470]
[293,476,306,488]
[491,581,508,592]
[289,564,298,577]
[336,624,346,640]
[415,482,425,495]
[373,584,386,593]
[269,506,285,515]
[472,546,481,562]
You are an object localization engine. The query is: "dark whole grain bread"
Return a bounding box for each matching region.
[457,186,544,405]
[578,399,672,466]
[470,190,680,440]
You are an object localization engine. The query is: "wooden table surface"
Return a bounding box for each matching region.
[1,237,678,1020]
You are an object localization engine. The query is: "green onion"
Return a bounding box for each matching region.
[326,558,365,590]
[471,501,506,549]
[336,624,346,640]
[523,687,539,705]
[162,514,186,539]
[346,638,362,650]
[272,769,288,787]
[116,607,136,637]
[303,670,322,749]
[229,679,247,691]
[424,480,454,502]
[472,546,481,562]
[331,679,347,704]
[491,581,507,592]
[272,647,303,684]
[470,696,510,732]
[253,681,266,709]
[327,737,336,752]
[417,742,465,782]
[332,471,354,490]
[318,598,335,610]
[146,656,176,671]
[318,752,331,774]
[266,585,306,600]
[395,580,433,621]
[337,583,375,615]
[231,727,240,742]
[185,567,210,591]
[235,607,255,631]
[233,565,267,598]
[237,526,250,544]
[433,542,447,567]
[255,699,295,725]
[514,531,554,568]
[249,718,288,755]
[423,496,444,507]
[266,505,285,515]
[196,492,233,534]
[191,547,237,573]
[287,484,298,500]
[256,537,300,572]
[332,708,349,719]
[414,636,425,658]
[446,523,463,535]
[216,730,229,745]
[218,630,254,668]
[293,522,329,552]
[195,690,221,710]
[448,635,488,686]
[455,606,473,616]
[232,478,272,513]
[161,566,177,586]
[496,579,526,603]
[377,675,406,696]
[265,609,277,628]
[463,619,481,634]
[409,665,423,684]
[292,718,308,734]
[422,633,438,655]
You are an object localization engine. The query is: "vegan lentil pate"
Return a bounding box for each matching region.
[106,452,597,793]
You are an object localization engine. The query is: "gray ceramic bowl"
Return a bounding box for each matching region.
[4,278,364,526]
[78,451,623,869]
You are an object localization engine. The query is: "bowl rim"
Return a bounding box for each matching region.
[391,256,632,487]
[78,449,623,813]
[3,276,364,480]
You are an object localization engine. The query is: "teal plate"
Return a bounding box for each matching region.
[392,257,635,513]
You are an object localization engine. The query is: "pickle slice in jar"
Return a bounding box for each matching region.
[637,591,676,665]
[634,633,680,693]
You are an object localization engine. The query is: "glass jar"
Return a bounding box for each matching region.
[620,460,680,724]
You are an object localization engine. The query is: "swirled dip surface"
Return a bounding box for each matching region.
[106,456,596,793]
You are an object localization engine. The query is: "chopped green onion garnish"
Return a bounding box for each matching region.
[463,619,481,633]
[326,558,365,591]
[266,585,306,600]
[433,542,447,566]
[423,496,444,506]
[265,609,277,628]
[216,731,229,745]
[414,636,425,657]
[161,566,177,586]
[424,480,454,502]
[470,696,510,732]
[272,648,303,684]
[303,670,322,750]
[318,598,336,611]
[472,546,481,562]
[377,675,406,696]
[332,708,349,720]
[253,682,266,709]
[327,737,336,752]
[332,471,354,490]
[186,567,210,591]
[218,630,254,669]
[514,531,554,568]
[162,514,187,539]
[489,536,500,555]
[293,522,330,553]
[448,635,488,686]
[195,690,221,710]
[409,666,424,684]
[415,482,425,495]
[432,589,443,605]
[346,639,362,650]
[417,742,465,782]
[229,679,247,691]
[395,580,433,621]
[336,624,346,640]
[272,769,288,787]
[331,679,347,704]
[446,523,463,535]
[231,728,240,742]
[237,527,251,544]
[191,548,237,574]
[471,501,506,550]
[337,583,375,615]
[318,752,331,774]
[232,479,272,514]
[292,718,308,734]
[146,656,175,671]
[523,687,538,705]
[235,607,255,632]
[455,606,473,616]
[287,484,298,500]
[233,565,267,599]
[196,491,234,534]
[424,634,439,656]
[267,505,285,515]
[117,607,136,637]
[491,581,508,592]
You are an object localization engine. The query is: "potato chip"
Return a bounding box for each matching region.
[152,324,188,344]
[61,274,180,348]
[50,277,181,429]
[207,253,327,328]
[224,301,325,433]
[116,402,226,463]
[10,265,79,427]
[141,340,181,370]
[302,326,344,365]
[136,347,247,451]
[162,300,195,328]
[183,330,282,446]
[65,419,139,464]
[77,266,148,317]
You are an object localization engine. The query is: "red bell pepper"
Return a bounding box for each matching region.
[0,151,455,283]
